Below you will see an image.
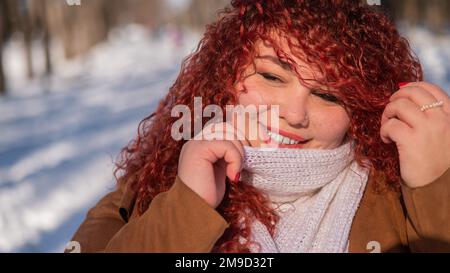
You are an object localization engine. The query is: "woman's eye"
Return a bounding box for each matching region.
[259,73,283,83]
[311,90,340,103]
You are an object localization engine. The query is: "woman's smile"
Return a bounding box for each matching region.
[260,124,311,148]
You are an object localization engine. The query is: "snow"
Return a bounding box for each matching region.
[401,25,450,91]
[0,24,448,253]
[0,24,200,252]
[167,0,192,12]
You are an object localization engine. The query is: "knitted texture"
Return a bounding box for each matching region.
[241,141,369,253]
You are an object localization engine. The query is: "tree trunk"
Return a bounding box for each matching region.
[17,0,34,79]
[41,0,52,76]
[0,41,5,96]
[424,0,446,33]
[0,1,6,95]
[402,0,420,26]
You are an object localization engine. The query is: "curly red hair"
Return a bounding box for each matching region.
[114,0,422,252]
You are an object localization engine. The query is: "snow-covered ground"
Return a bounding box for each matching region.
[0,24,200,252]
[402,26,450,91]
[0,24,449,253]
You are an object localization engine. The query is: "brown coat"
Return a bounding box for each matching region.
[68,168,450,253]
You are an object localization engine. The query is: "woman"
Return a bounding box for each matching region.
[68,0,450,253]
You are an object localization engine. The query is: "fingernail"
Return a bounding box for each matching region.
[398,82,409,88]
[234,172,241,183]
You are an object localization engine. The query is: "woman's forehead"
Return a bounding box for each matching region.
[254,39,323,81]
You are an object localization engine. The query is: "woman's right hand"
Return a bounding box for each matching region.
[178,122,247,209]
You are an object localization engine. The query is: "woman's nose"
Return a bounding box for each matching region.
[278,94,309,127]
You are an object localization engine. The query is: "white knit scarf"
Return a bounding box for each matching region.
[241,141,369,253]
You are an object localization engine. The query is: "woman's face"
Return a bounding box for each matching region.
[235,40,351,150]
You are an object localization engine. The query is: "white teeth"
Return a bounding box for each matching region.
[274,134,283,143]
[267,130,301,145]
[282,137,291,144]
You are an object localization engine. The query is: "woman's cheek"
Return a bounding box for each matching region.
[316,111,351,142]
[236,81,277,147]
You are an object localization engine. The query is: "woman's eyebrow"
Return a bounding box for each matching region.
[255,55,292,71]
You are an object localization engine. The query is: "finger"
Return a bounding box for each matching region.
[393,82,450,114]
[201,125,245,169]
[381,98,426,129]
[380,117,414,144]
[206,140,243,182]
[202,130,245,160]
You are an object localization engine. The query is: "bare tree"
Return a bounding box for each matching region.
[0,4,5,95]
[0,0,15,95]
[384,0,449,32]
[424,0,448,33]
[27,0,53,76]
[46,0,128,59]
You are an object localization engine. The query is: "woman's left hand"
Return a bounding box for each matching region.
[380,82,450,188]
